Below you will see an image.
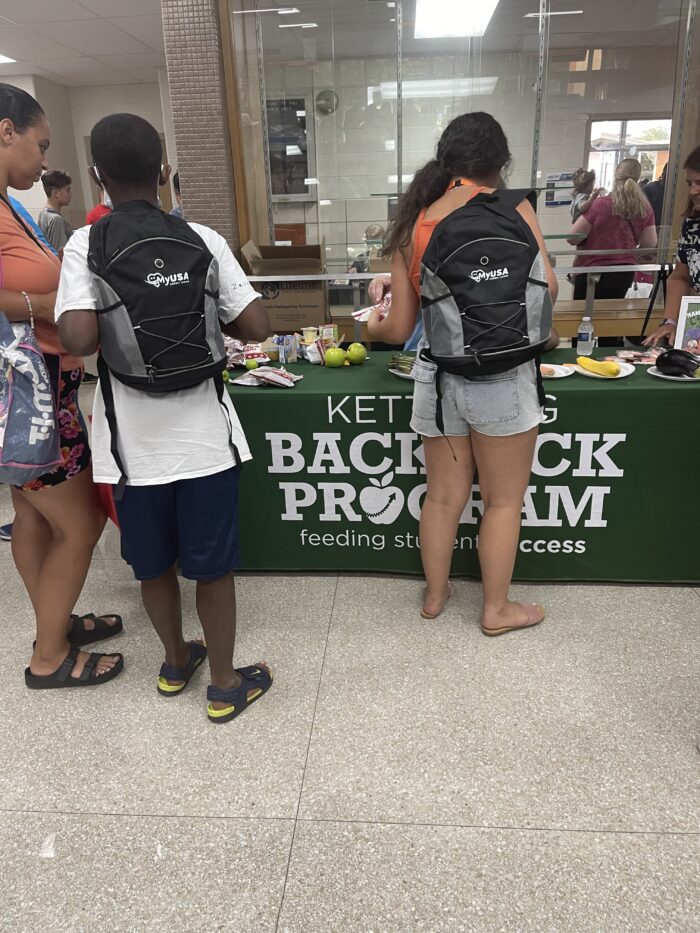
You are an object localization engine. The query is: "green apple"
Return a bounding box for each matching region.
[325,347,346,368]
[346,342,368,365]
[245,359,259,370]
[221,369,230,382]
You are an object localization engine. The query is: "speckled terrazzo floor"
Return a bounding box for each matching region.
[0,387,698,931]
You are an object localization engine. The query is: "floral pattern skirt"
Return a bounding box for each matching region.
[20,364,91,492]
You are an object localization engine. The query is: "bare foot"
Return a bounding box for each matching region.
[421,582,454,620]
[30,647,121,678]
[481,601,545,635]
[76,613,120,631]
[209,661,271,711]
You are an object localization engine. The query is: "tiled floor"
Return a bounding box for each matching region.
[1,482,698,930]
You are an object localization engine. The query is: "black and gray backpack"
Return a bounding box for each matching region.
[419,189,552,428]
[87,201,234,496]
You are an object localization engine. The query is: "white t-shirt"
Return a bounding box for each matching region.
[56,222,260,486]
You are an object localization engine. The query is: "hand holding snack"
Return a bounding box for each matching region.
[368,274,391,304]
[367,305,390,338]
[353,290,392,324]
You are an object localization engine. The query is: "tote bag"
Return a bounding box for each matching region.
[0,253,62,485]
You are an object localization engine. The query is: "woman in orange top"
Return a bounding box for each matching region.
[0,84,122,688]
[368,112,558,635]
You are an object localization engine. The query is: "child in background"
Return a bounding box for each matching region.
[570,167,603,223]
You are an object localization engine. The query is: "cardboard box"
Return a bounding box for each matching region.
[369,255,391,274]
[241,241,328,332]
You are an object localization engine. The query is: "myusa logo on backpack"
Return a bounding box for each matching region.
[145,270,191,288]
[469,266,509,283]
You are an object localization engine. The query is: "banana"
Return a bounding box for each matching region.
[576,356,621,378]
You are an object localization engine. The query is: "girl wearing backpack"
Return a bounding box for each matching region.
[368,112,558,635]
[0,84,123,688]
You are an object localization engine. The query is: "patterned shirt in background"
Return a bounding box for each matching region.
[37,207,73,251]
[570,192,588,223]
[677,215,700,294]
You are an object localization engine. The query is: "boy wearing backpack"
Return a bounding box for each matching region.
[56,113,272,723]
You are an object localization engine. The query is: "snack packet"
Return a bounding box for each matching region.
[352,291,391,323]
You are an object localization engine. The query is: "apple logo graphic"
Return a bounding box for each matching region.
[359,471,404,525]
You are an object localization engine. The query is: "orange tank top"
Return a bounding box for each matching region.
[0,197,81,370]
[407,178,487,296]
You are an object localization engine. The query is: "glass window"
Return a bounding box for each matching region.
[266,97,313,199]
[538,0,686,277]
[588,118,672,190]
[230,0,399,272]
[228,0,692,288]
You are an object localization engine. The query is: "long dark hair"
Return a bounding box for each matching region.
[384,112,511,255]
[684,145,700,217]
[0,83,44,131]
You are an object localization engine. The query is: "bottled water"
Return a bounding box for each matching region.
[577,316,595,356]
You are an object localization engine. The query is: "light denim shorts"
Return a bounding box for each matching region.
[410,357,544,438]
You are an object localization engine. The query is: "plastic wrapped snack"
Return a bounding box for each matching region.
[352,291,391,323]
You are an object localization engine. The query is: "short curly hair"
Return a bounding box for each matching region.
[572,168,595,193]
[41,169,71,195]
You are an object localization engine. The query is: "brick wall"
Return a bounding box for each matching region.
[161,0,239,249]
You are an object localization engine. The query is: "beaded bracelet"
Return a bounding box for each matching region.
[21,291,34,329]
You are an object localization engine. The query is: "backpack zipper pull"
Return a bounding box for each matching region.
[146,365,156,384]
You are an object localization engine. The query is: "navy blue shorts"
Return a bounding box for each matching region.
[115,466,241,581]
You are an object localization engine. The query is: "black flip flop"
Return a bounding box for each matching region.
[25,646,124,690]
[207,665,273,724]
[157,641,208,697]
[69,612,123,648]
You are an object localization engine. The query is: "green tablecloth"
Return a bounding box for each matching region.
[229,351,699,582]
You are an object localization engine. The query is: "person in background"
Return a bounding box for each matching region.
[0,83,123,688]
[645,146,700,346]
[643,163,667,229]
[85,184,112,226]
[367,111,557,636]
[570,168,603,223]
[170,170,183,218]
[37,169,72,252]
[10,194,56,255]
[567,157,657,300]
[58,113,272,723]
[349,223,387,275]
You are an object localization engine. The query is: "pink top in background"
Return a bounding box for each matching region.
[575,195,654,268]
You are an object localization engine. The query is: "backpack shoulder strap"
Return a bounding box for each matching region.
[97,354,128,500]
[87,210,114,277]
[491,188,538,212]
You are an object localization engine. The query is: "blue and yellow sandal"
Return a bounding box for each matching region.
[207,665,273,724]
[157,641,208,697]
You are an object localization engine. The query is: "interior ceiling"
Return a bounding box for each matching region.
[0,0,165,87]
[252,0,686,63]
[0,1,686,86]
